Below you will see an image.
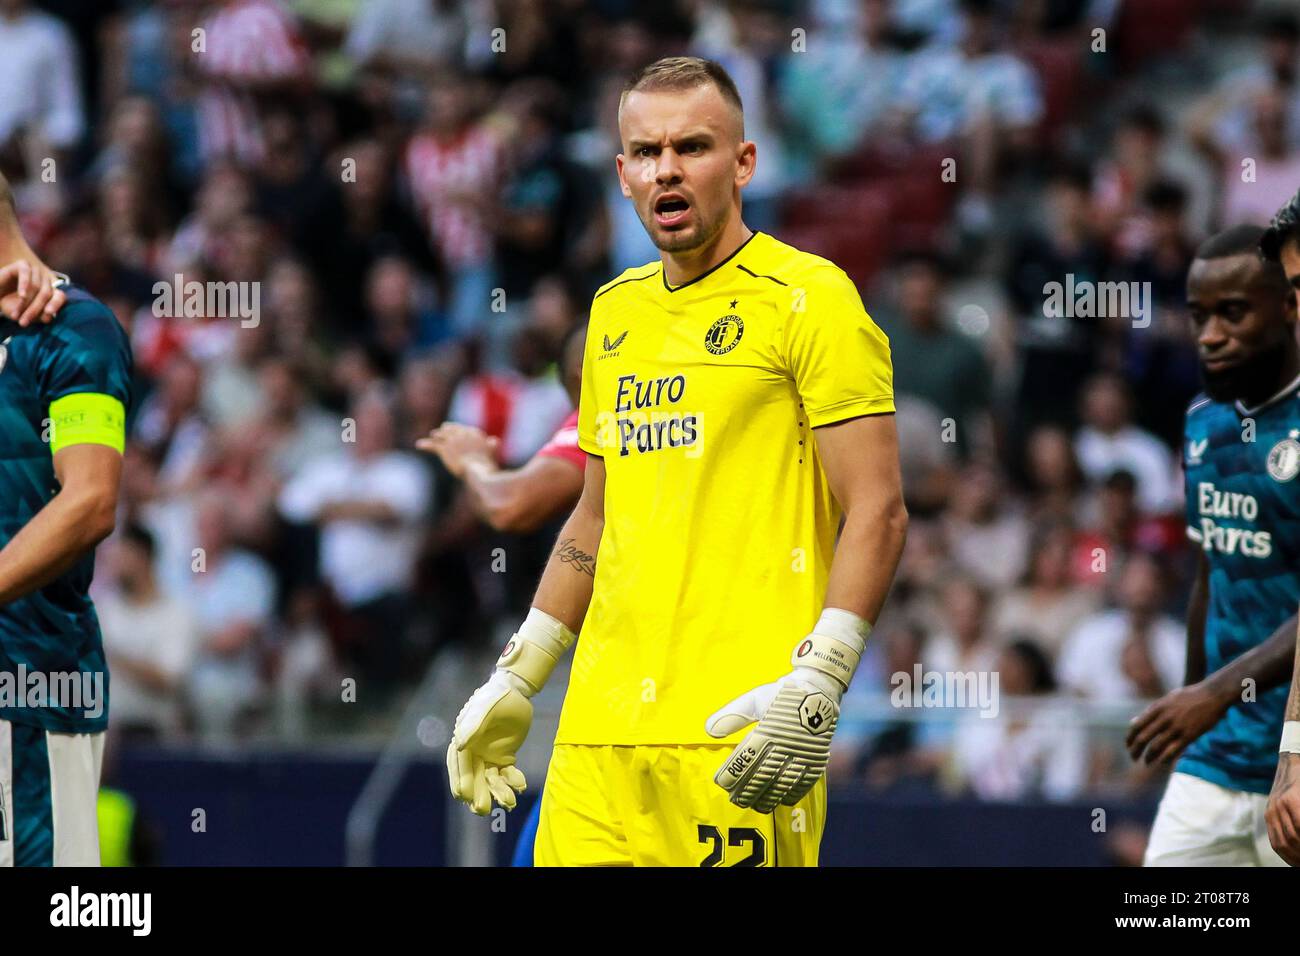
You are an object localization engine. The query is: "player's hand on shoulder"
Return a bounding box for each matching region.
[1266,753,1300,866]
[1125,682,1226,765]
[0,257,67,328]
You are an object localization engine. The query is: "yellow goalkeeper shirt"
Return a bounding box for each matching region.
[560,230,894,745]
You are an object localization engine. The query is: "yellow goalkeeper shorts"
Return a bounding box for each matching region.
[534,744,826,867]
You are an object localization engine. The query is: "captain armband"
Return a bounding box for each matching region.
[48,393,126,455]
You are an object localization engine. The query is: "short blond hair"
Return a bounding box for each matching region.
[619,56,745,137]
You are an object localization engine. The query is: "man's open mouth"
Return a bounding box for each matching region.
[654,194,691,227]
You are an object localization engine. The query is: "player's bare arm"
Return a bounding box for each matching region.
[1123,551,1220,766]
[1128,562,1298,767]
[416,422,584,534]
[446,455,604,815]
[1266,624,1300,865]
[815,414,909,623]
[0,443,121,606]
[531,454,604,630]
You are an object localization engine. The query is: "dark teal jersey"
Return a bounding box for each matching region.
[1180,379,1300,794]
[0,287,132,733]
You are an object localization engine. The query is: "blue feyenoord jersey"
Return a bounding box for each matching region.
[0,287,132,733]
[1180,378,1300,794]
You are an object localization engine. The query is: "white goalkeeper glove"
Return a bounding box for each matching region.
[706,608,868,813]
[447,608,575,815]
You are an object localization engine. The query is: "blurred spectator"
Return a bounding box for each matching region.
[894,395,958,516]
[166,162,254,279]
[1058,552,1185,703]
[97,165,172,276]
[90,95,184,232]
[447,327,572,467]
[1187,11,1300,159]
[404,74,501,337]
[0,0,85,195]
[202,312,275,430]
[895,0,1042,145]
[363,253,448,364]
[184,492,279,739]
[97,524,200,742]
[1218,86,1300,227]
[1072,469,1183,586]
[941,461,1030,590]
[950,640,1088,801]
[570,70,659,277]
[1005,165,1109,438]
[277,388,432,687]
[1021,424,1086,523]
[777,0,907,182]
[345,0,467,85]
[194,0,311,166]
[991,521,1099,660]
[252,108,329,239]
[925,574,1003,675]
[1092,104,1170,258]
[296,137,437,335]
[491,83,591,306]
[133,352,213,495]
[877,252,992,455]
[894,0,1042,231]
[1110,179,1194,314]
[1073,373,1178,514]
[249,355,342,480]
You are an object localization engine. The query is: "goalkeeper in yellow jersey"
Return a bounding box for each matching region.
[446,56,908,867]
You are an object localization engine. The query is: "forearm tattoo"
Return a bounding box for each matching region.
[555,537,596,577]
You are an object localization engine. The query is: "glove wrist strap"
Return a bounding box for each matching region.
[497,607,577,696]
[1281,720,1300,755]
[791,609,869,691]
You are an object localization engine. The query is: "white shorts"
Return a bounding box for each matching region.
[0,719,104,866]
[1144,771,1288,867]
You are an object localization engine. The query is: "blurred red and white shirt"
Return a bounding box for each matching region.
[196,0,310,165]
[448,372,572,467]
[404,126,501,268]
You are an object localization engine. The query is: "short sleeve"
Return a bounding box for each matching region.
[37,299,133,453]
[537,411,585,471]
[576,322,604,456]
[782,266,894,427]
[37,300,132,404]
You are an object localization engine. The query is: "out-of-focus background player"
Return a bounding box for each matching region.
[416,320,586,866]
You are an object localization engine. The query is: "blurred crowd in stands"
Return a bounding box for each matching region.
[4,0,1299,809]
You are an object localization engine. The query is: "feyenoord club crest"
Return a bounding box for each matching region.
[1267,432,1300,482]
[704,314,744,355]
